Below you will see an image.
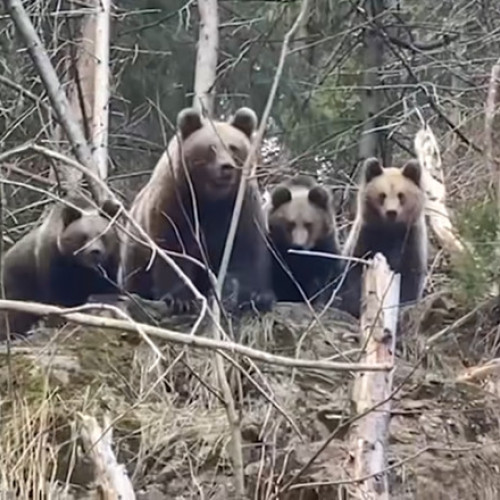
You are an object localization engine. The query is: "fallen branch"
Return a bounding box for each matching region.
[79,413,135,500]
[414,125,467,258]
[350,253,400,499]
[0,299,391,373]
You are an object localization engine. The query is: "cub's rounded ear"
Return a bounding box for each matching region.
[61,203,82,228]
[271,186,292,209]
[362,157,383,183]
[401,159,422,186]
[308,186,331,210]
[101,199,121,218]
[231,107,258,138]
[177,108,203,140]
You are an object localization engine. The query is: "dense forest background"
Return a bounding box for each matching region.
[3,0,498,243]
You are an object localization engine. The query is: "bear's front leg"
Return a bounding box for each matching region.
[224,244,275,314]
[153,255,202,315]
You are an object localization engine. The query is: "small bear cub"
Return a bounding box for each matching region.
[267,176,342,304]
[341,157,428,317]
[1,194,121,338]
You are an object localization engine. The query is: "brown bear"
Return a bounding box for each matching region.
[120,107,274,314]
[340,157,428,318]
[0,194,121,338]
[267,176,343,304]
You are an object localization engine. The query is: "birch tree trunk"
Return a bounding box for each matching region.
[4,0,103,200]
[91,0,111,181]
[193,0,219,117]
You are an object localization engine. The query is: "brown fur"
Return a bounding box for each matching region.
[267,176,342,303]
[0,194,121,338]
[341,157,428,318]
[120,107,274,313]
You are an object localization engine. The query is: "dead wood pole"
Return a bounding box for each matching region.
[484,58,500,298]
[350,253,400,500]
[91,0,111,180]
[193,0,219,116]
[4,0,103,201]
[414,124,467,259]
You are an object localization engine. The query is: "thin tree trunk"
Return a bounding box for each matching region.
[91,0,111,181]
[193,0,219,117]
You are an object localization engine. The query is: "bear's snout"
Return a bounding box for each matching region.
[81,241,107,267]
[385,209,398,221]
[291,226,310,248]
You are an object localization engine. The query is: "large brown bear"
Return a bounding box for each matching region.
[0,194,121,338]
[267,176,342,304]
[340,157,428,318]
[120,107,274,314]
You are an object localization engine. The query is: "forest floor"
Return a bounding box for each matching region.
[1,297,500,499]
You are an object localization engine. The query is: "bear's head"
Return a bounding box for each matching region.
[176,107,258,201]
[361,157,425,226]
[268,176,335,250]
[57,198,120,269]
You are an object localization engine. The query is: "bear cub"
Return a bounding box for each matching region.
[120,107,274,315]
[1,194,121,338]
[341,157,428,318]
[267,176,342,304]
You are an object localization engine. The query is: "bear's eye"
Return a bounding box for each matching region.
[379,193,386,204]
[398,192,405,203]
[304,222,313,232]
[229,144,239,155]
[286,221,296,232]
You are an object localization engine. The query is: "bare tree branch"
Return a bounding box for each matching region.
[0,299,391,373]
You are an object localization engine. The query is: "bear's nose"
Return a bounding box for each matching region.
[385,209,398,221]
[88,247,104,264]
[220,162,234,173]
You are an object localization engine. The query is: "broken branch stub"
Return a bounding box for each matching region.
[414,125,468,259]
[79,413,135,500]
[350,253,400,500]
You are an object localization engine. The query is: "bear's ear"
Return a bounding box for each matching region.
[308,186,331,210]
[401,159,422,186]
[101,199,121,218]
[271,186,292,209]
[177,108,203,139]
[231,107,258,138]
[61,203,82,228]
[362,157,384,183]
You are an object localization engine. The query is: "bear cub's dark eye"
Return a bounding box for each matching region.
[398,192,405,203]
[379,193,386,203]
